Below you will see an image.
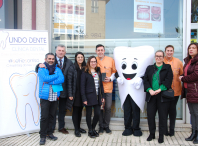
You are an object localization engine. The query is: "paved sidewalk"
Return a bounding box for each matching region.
[0,130,197,146]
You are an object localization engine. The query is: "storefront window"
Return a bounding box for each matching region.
[52,0,183,120]
[191,29,198,43]
[191,0,198,23]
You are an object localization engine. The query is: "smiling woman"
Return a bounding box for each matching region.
[144,50,173,143]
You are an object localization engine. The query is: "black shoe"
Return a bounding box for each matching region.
[75,130,81,137]
[158,134,164,143]
[185,129,197,141]
[122,129,133,136]
[93,130,99,137]
[164,131,170,136]
[169,129,175,137]
[46,134,58,141]
[133,130,143,137]
[79,128,86,133]
[39,138,46,145]
[98,127,104,135]
[88,130,96,138]
[104,127,112,134]
[147,134,155,141]
[193,130,198,144]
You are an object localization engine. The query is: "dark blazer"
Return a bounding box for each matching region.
[66,64,85,111]
[181,54,198,103]
[144,62,173,102]
[66,63,76,111]
[81,67,105,106]
[35,55,73,98]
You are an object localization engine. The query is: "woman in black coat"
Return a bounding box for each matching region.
[67,52,86,137]
[81,56,105,138]
[144,50,173,144]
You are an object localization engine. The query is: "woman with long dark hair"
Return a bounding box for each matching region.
[81,56,105,138]
[66,52,86,137]
[179,43,198,144]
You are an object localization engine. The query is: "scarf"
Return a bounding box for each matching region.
[44,62,56,75]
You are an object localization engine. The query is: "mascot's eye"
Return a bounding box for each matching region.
[132,61,138,70]
[121,61,127,70]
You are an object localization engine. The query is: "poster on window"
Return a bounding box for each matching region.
[53,0,86,35]
[134,0,164,34]
[0,29,49,138]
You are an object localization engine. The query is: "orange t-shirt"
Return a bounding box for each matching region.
[164,57,183,96]
[96,56,117,93]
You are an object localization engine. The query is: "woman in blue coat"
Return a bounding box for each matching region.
[81,56,105,138]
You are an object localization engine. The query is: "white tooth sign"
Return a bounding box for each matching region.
[9,72,40,130]
[114,46,154,112]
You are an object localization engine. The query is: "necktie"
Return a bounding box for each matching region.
[59,59,63,69]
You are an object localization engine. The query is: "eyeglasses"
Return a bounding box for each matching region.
[155,56,163,58]
[90,61,97,63]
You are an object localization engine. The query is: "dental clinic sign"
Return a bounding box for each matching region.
[0,30,49,138]
[134,0,164,34]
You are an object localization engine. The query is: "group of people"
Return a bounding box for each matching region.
[37,43,198,145]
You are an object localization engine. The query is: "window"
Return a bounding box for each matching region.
[91,0,98,13]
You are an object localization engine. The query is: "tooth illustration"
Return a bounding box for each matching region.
[9,71,40,130]
[114,46,154,111]
[137,5,150,21]
[151,6,161,21]
[0,31,9,50]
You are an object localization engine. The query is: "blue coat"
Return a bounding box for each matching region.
[38,66,64,100]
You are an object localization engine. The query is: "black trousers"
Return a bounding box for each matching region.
[147,94,170,135]
[72,106,83,131]
[40,99,58,138]
[166,96,179,132]
[124,95,140,130]
[86,105,100,130]
[52,97,67,131]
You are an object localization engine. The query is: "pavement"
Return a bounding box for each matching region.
[0,130,197,146]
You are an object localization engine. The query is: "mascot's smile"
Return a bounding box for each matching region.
[123,73,137,80]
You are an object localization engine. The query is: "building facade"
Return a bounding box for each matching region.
[0,0,196,125]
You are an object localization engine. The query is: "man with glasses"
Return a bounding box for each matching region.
[95,44,117,134]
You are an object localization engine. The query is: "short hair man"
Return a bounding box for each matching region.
[95,44,117,134]
[36,45,73,134]
[38,53,64,145]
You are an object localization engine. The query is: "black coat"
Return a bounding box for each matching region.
[35,55,73,98]
[81,67,105,106]
[66,64,84,111]
[144,62,173,102]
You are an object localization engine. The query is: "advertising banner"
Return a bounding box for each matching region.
[0,0,5,28]
[134,0,164,34]
[0,30,49,138]
[53,0,86,35]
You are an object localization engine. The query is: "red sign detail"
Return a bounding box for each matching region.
[0,0,3,8]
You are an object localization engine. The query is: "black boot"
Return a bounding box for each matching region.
[147,133,155,141]
[185,129,197,141]
[193,130,198,144]
[164,129,170,136]
[88,130,96,138]
[158,134,164,143]
[169,129,175,137]
[74,129,81,137]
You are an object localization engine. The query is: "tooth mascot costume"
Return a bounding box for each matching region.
[114,46,154,136]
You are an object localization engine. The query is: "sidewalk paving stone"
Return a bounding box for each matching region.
[0,130,197,146]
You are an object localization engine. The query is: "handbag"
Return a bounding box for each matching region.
[162,89,174,98]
